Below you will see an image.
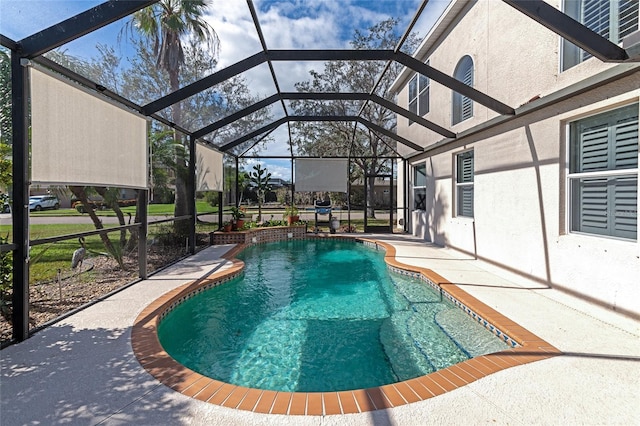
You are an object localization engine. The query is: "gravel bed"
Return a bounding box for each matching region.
[0,244,192,344]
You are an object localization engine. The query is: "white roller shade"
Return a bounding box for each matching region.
[294,158,348,192]
[196,143,224,192]
[30,66,148,189]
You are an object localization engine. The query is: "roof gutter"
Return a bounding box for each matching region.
[405,62,640,159]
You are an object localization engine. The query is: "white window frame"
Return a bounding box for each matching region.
[561,0,639,71]
[413,163,427,210]
[455,150,474,218]
[408,62,430,125]
[566,103,638,241]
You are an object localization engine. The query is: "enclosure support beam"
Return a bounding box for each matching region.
[391,161,395,233]
[188,135,197,254]
[142,52,267,115]
[218,192,223,231]
[19,0,158,59]
[218,115,424,153]
[193,92,455,140]
[235,157,240,208]
[347,159,352,233]
[138,190,148,280]
[192,94,280,139]
[403,159,409,233]
[394,52,515,115]
[290,158,295,208]
[11,55,30,342]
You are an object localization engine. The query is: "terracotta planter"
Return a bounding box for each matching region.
[233,219,245,230]
[287,215,300,225]
[222,223,232,232]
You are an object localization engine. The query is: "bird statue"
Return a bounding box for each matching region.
[71,237,86,270]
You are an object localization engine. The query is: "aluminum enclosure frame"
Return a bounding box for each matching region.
[2,0,638,343]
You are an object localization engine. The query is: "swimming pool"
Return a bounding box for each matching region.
[157,239,509,392]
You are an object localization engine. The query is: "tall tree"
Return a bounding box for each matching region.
[0,49,12,193]
[127,0,219,236]
[0,49,11,145]
[291,19,418,217]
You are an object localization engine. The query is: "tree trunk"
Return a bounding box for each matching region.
[367,175,377,219]
[94,187,128,248]
[69,186,125,269]
[168,69,191,238]
[125,189,143,252]
[173,167,190,237]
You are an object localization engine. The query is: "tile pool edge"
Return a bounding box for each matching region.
[131,237,561,416]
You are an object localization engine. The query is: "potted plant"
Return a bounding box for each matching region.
[221,221,233,232]
[230,206,245,230]
[283,205,299,225]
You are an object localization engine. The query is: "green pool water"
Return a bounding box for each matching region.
[158,239,508,392]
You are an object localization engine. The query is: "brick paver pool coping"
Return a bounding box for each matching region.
[132,236,561,415]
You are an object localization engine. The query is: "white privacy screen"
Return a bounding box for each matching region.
[196,143,224,192]
[30,66,148,188]
[294,158,348,192]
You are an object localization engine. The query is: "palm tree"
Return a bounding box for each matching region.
[128,0,219,235]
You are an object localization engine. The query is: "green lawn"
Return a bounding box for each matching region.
[1,220,223,284]
[1,210,392,284]
[29,201,218,217]
[0,224,119,283]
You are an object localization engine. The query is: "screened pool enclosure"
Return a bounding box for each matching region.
[1,0,637,345]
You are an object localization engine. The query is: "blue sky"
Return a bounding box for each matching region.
[0,0,451,178]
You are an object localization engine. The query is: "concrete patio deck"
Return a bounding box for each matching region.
[1,234,638,425]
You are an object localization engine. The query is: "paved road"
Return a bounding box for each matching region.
[0,211,391,226]
[0,213,179,226]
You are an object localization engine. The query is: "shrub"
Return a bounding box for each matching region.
[0,234,12,318]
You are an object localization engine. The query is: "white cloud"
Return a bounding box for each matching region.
[204,2,262,68]
[202,0,451,156]
[205,0,422,101]
[241,157,292,180]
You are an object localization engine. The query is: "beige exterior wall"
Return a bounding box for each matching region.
[396,0,640,317]
[396,0,621,150]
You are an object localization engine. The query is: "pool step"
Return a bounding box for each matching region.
[380,303,469,381]
[380,310,433,381]
[434,308,509,357]
[230,318,306,392]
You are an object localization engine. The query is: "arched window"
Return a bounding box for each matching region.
[452,55,474,125]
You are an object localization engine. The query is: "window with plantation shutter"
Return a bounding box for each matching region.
[452,56,474,125]
[456,150,474,217]
[562,0,639,70]
[569,103,638,240]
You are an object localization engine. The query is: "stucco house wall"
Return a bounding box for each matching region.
[394,0,640,317]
